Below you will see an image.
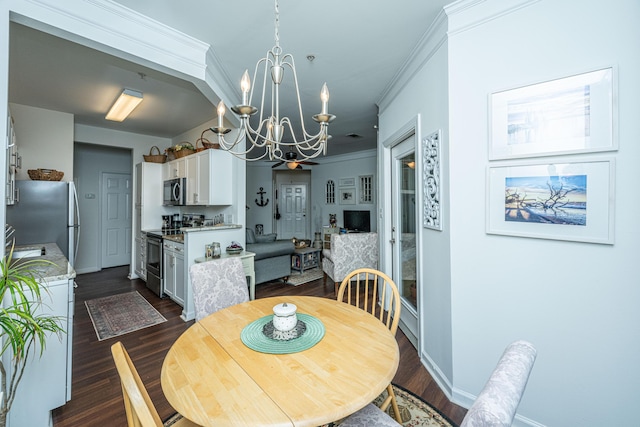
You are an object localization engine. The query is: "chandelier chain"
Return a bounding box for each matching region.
[274,0,280,48]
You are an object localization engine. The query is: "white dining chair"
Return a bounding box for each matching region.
[189,257,249,321]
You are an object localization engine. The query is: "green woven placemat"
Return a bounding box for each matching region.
[241,313,325,354]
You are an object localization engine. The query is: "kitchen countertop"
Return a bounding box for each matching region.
[11,243,76,281]
[181,224,242,233]
[145,224,242,243]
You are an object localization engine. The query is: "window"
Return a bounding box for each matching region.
[326,180,335,204]
[359,175,374,204]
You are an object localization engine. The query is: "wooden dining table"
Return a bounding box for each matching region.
[161,295,399,427]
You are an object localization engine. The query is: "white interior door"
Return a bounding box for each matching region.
[277,183,308,240]
[102,172,132,268]
[391,135,418,346]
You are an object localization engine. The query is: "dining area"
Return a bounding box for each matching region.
[112,264,406,427]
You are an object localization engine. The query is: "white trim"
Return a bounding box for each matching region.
[444,0,541,36]
[377,10,448,113]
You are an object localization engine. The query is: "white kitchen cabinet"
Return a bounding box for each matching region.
[133,162,169,281]
[6,276,73,427]
[186,149,233,206]
[163,157,186,180]
[135,232,147,280]
[185,154,198,205]
[163,240,185,306]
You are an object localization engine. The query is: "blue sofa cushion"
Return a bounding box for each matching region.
[247,240,295,261]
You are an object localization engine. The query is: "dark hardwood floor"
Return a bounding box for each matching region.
[52,266,466,426]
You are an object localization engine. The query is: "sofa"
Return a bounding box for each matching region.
[245,228,295,285]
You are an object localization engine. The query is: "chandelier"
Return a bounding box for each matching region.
[211,0,335,163]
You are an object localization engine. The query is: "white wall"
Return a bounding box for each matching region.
[379,0,639,426]
[378,10,453,389]
[10,103,74,181]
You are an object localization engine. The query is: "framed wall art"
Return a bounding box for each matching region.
[339,188,356,205]
[423,130,442,230]
[489,67,617,160]
[339,177,355,187]
[486,157,615,244]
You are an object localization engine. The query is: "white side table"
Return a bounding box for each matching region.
[195,251,256,300]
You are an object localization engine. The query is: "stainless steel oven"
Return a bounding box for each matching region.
[146,232,163,297]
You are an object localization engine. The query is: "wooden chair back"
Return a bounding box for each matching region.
[337,267,402,335]
[336,268,403,423]
[111,341,164,427]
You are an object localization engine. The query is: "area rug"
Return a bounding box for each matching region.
[287,267,324,286]
[85,291,167,341]
[164,383,457,427]
[323,383,458,427]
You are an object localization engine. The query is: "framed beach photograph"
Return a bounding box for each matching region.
[486,157,615,244]
[489,67,617,160]
[339,188,356,205]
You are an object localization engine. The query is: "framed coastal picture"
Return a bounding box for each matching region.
[339,188,356,205]
[486,157,615,244]
[489,67,617,160]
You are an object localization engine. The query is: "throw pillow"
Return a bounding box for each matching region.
[255,233,277,243]
[246,228,256,244]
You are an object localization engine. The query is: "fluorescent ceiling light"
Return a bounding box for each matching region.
[105,89,143,122]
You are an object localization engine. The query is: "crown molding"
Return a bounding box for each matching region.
[444,0,541,36]
[377,9,448,113]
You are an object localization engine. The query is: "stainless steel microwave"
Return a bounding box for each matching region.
[163,178,186,206]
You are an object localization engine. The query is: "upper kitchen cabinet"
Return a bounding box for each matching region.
[163,156,187,180]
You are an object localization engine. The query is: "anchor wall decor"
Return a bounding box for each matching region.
[255,187,269,207]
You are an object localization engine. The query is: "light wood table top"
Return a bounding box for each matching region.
[161,296,399,427]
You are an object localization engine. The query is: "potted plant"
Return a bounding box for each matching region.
[0,244,65,427]
[165,142,196,159]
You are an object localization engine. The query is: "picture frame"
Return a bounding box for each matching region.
[339,177,355,187]
[489,67,617,160]
[423,130,442,230]
[339,188,356,205]
[486,157,615,245]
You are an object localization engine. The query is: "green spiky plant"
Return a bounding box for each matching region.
[0,243,65,427]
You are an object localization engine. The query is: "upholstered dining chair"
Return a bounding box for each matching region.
[111,341,198,427]
[322,232,378,295]
[337,268,403,424]
[189,257,249,321]
[460,340,537,427]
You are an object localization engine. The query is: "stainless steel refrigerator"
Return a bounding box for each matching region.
[6,180,80,267]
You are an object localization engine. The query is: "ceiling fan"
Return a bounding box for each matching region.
[271,151,318,169]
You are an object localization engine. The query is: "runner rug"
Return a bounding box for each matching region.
[85,291,167,341]
[286,267,324,286]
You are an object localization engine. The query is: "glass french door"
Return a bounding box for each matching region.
[391,135,418,345]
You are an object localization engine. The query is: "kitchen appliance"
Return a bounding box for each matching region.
[163,177,186,206]
[145,231,163,297]
[6,180,80,267]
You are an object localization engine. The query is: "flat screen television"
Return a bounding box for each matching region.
[343,210,371,232]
